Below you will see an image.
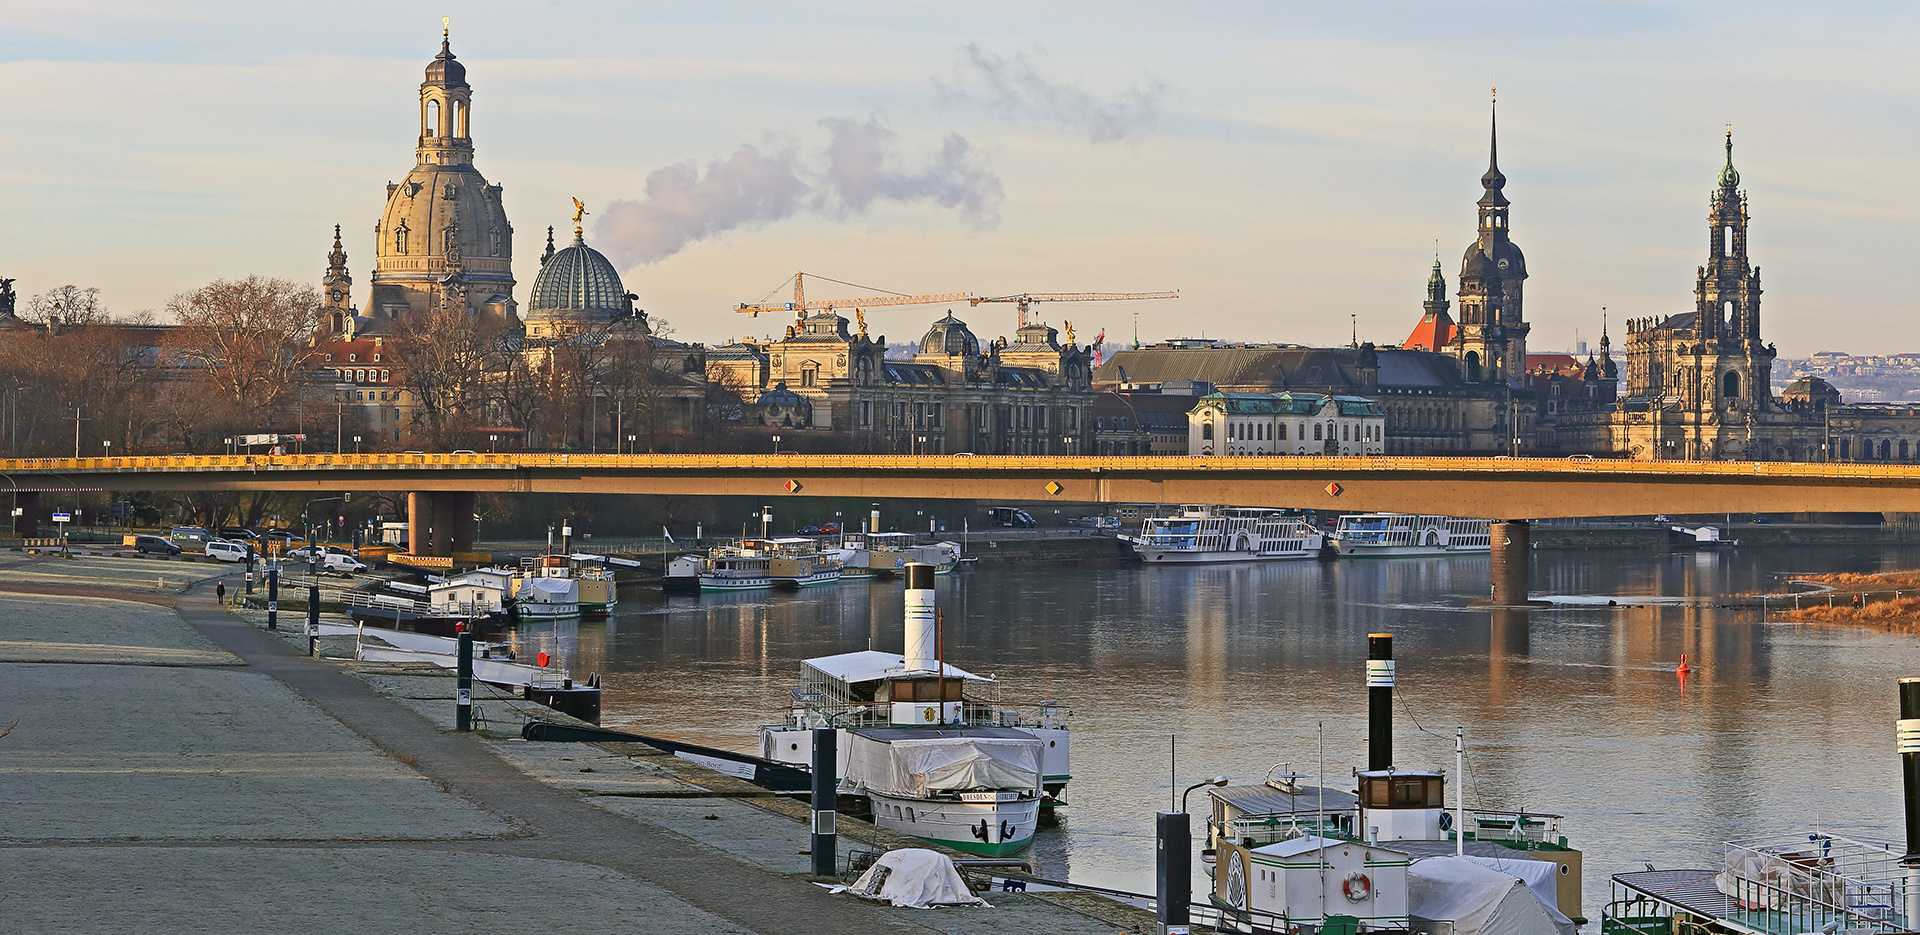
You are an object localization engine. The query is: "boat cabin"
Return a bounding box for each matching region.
[1213,834,1411,934]
[791,649,990,729]
[1357,769,1446,842]
[1208,779,1360,851]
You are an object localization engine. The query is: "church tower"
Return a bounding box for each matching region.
[322,224,354,334]
[1451,95,1528,385]
[1695,130,1771,407]
[366,26,516,329]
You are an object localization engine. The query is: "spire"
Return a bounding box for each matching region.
[1427,257,1446,303]
[1479,87,1508,205]
[1718,125,1740,190]
[542,225,556,264]
[327,224,346,270]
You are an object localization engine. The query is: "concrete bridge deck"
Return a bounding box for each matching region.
[8,452,1920,519]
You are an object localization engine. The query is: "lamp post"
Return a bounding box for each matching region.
[1181,775,1229,814]
[224,437,234,456]
[353,435,362,454]
[101,439,111,458]
[488,434,498,453]
[626,434,636,455]
[772,434,781,454]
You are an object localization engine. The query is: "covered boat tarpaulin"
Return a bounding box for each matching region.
[1410,856,1569,935]
[1461,856,1575,935]
[1715,845,1843,909]
[829,848,989,908]
[844,728,1042,797]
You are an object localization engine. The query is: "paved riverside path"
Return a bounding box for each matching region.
[0,569,1140,934]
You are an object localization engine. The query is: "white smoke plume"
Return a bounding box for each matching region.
[937,43,1165,144]
[597,117,1002,269]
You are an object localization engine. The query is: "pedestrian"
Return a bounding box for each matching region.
[216,581,226,605]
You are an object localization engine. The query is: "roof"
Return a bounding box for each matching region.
[1525,353,1583,376]
[1209,783,1360,816]
[849,726,1039,743]
[883,363,945,386]
[1375,349,1461,388]
[800,649,987,684]
[1404,310,1456,352]
[1334,395,1385,416]
[1192,391,1332,416]
[425,36,468,88]
[528,233,627,315]
[1254,834,1407,859]
[995,366,1052,388]
[920,312,978,357]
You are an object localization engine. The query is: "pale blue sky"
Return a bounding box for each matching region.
[2,2,1915,356]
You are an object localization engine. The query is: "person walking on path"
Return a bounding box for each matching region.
[216,581,226,605]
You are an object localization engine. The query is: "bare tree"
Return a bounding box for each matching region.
[24,285,105,330]
[387,303,507,448]
[168,277,322,420]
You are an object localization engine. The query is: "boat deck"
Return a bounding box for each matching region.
[1610,869,1906,935]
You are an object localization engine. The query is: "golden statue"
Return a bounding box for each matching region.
[1063,321,1075,345]
[571,198,588,235]
[856,309,868,336]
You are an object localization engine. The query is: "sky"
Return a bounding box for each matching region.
[2,2,1917,358]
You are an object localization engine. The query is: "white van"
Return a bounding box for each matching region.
[204,539,252,563]
[320,553,369,575]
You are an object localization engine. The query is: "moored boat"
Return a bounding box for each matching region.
[764,537,845,588]
[1123,505,1325,563]
[1327,513,1492,557]
[699,544,774,591]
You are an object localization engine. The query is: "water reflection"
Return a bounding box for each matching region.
[584,546,1920,911]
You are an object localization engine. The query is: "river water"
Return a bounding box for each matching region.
[563,543,1920,917]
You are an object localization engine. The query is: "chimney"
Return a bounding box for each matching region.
[903,563,936,671]
[1368,633,1394,771]
[1899,678,1920,926]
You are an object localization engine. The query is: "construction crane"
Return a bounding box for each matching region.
[733,272,971,321]
[967,291,1179,329]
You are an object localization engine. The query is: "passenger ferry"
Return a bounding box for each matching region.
[1326,513,1491,557]
[835,532,960,577]
[765,537,845,588]
[699,545,774,591]
[1122,506,1324,563]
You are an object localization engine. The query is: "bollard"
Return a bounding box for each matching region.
[307,584,320,657]
[245,557,255,594]
[811,726,837,877]
[266,568,279,630]
[1156,810,1191,931]
[456,633,473,731]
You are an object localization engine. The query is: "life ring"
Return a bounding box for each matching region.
[1343,872,1372,902]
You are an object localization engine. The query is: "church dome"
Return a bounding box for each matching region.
[528,232,628,315]
[425,37,468,88]
[920,312,979,357]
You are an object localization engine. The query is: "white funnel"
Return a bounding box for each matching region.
[903,562,936,671]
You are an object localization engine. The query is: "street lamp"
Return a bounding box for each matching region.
[224,437,234,456]
[772,434,781,454]
[353,435,362,454]
[488,434,498,453]
[626,434,636,455]
[1180,775,1229,813]
[101,439,111,458]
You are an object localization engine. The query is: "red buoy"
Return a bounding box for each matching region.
[537,651,550,668]
[1676,653,1691,676]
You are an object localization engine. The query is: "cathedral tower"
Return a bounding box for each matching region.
[1694,130,1770,406]
[1451,96,1528,385]
[366,28,516,328]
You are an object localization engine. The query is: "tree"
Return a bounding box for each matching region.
[24,285,104,330]
[387,302,508,448]
[168,277,322,422]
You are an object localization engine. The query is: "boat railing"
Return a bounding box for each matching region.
[779,699,1070,731]
[1715,834,1910,931]
[1212,814,1351,848]
[342,590,430,615]
[1467,807,1564,845]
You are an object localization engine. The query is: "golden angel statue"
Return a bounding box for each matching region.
[856,309,868,336]
[570,198,588,233]
[1063,321,1075,345]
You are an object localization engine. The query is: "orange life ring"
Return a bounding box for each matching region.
[1343,872,1372,901]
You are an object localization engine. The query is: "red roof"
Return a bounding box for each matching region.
[1526,353,1584,377]
[1402,310,1455,351]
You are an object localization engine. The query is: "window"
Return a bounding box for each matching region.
[859,401,871,427]
[1313,424,1322,441]
[1278,423,1287,441]
[1722,370,1740,398]
[1343,424,1350,441]
[1202,423,1214,440]
[380,370,389,382]
[394,223,409,254]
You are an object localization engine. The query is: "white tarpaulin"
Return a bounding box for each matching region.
[1715,846,1843,909]
[844,730,1042,798]
[829,848,989,909]
[1461,856,1575,935]
[1410,856,1567,935]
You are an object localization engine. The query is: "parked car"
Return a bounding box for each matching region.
[987,507,1037,528]
[204,539,252,563]
[288,544,349,561]
[133,535,182,555]
[169,526,212,550]
[819,523,842,534]
[320,553,368,575]
[798,525,822,535]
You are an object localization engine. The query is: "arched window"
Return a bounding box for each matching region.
[1722,371,1740,398]
[1201,423,1213,441]
[1903,440,1911,461]
[1278,423,1287,441]
[394,223,409,254]
[1466,351,1481,383]
[1841,439,1851,459]
[425,99,440,138]
[1313,424,1323,441]
[331,312,344,332]
[1882,440,1892,460]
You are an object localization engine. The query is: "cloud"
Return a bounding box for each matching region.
[938,43,1166,144]
[596,117,1001,268]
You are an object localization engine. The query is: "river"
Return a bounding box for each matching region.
[561,543,1920,918]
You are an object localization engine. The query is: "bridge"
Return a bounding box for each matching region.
[7,452,1917,604]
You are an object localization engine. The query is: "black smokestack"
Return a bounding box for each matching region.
[1901,678,1920,863]
[1369,633,1394,771]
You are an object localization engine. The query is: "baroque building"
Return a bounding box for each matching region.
[331,30,516,334]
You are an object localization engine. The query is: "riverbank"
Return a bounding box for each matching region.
[0,555,1155,934]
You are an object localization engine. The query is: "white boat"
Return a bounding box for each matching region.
[836,532,960,577]
[764,537,846,588]
[514,575,581,619]
[758,563,1070,852]
[845,727,1044,856]
[1327,513,1492,557]
[1123,506,1325,563]
[699,545,774,591]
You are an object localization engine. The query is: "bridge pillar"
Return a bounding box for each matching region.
[444,491,476,556]
[406,492,426,554]
[13,490,39,538]
[429,493,456,558]
[1489,520,1533,606]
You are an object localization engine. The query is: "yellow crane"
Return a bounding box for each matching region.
[968,291,1179,329]
[734,272,970,321]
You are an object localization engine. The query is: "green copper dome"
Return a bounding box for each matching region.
[527,232,627,316]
